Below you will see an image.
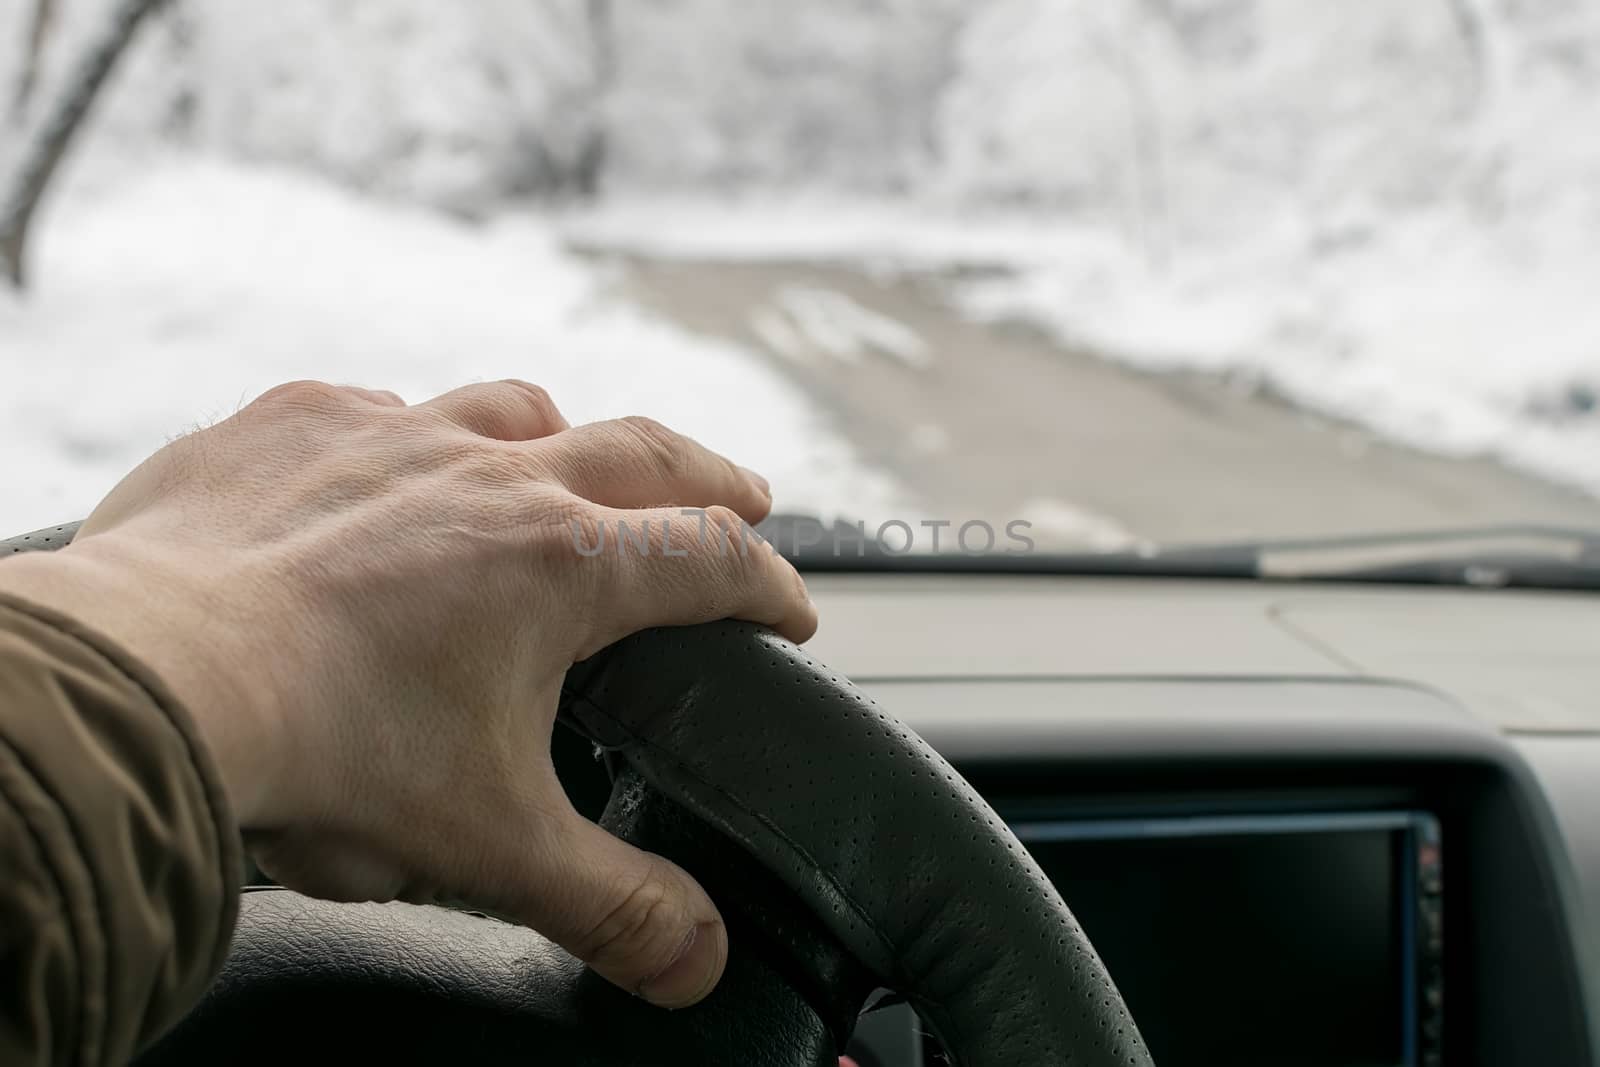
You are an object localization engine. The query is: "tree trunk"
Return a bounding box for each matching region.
[575,0,612,198]
[0,0,165,289]
[9,0,60,125]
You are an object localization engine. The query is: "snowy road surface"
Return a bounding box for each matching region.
[604,256,1600,549]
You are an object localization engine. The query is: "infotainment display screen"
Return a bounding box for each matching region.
[1012,811,1442,1067]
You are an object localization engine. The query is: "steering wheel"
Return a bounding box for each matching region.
[6,522,1154,1067]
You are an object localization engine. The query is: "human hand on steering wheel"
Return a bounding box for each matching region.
[0,379,816,1011]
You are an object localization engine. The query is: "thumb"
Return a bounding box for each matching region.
[516,805,729,1009]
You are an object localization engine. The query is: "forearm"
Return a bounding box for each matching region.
[0,582,243,1066]
[0,546,285,825]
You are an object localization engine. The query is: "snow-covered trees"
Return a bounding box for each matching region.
[2,0,163,287]
[5,0,1600,283]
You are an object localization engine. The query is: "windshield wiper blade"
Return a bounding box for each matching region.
[1154,523,1600,562]
[760,515,1600,589]
[754,513,1268,578]
[1158,524,1600,584]
[1273,552,1600,590]
[15,516,1595,589]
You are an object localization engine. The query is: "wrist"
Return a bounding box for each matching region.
[0,542,284,825]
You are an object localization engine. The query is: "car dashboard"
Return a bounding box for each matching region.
[557,573,1600,1067]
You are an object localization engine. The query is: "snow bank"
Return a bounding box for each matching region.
[933,0,1600,496]
[0,158,899,534]
[948,208,1600,498]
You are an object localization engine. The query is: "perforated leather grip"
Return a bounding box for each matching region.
[1,520,81,555]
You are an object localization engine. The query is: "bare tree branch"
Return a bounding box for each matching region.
[1,0,165,289]
[575,0,612,197]
[10,0,60,125]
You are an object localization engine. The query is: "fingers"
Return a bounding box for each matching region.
[572,503,816,653]
[419,379,570,441]
[254,791,730,1010]
[532,416,772,524]
[508,801,728,1010]
[416,397,773,528]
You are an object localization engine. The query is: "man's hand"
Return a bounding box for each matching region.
[0,379,816,1009]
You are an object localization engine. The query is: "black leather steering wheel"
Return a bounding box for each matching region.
[5,522,1154,1066]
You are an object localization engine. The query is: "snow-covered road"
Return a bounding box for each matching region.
[607,255,1600,548]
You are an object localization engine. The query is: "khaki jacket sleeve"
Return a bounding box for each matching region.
[0,591,243,1066]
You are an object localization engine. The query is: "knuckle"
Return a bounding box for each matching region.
[255,379,350,412]
[450,445,547,502]
[439,381,564,440]
[617,415,688,477]
[511,492,613,592]
[529,491,599,552]
[703,505,754,555]
[701,504,744,538]
[692,505,763,581]
[500,379,557,416]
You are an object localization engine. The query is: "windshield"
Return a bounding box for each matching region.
[3,2,1598,572]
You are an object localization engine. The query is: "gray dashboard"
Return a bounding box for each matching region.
[796,573,1600,1067]
[14,531,1599,1062]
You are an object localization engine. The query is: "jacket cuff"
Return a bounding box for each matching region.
[0,590,244,1064]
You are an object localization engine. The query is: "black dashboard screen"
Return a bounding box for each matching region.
[1015,813,1428,1067]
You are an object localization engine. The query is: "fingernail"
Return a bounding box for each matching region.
[740,466,771,500]
[637,921,724,1009]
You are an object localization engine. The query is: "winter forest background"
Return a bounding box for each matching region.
[3,0,1600,538]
